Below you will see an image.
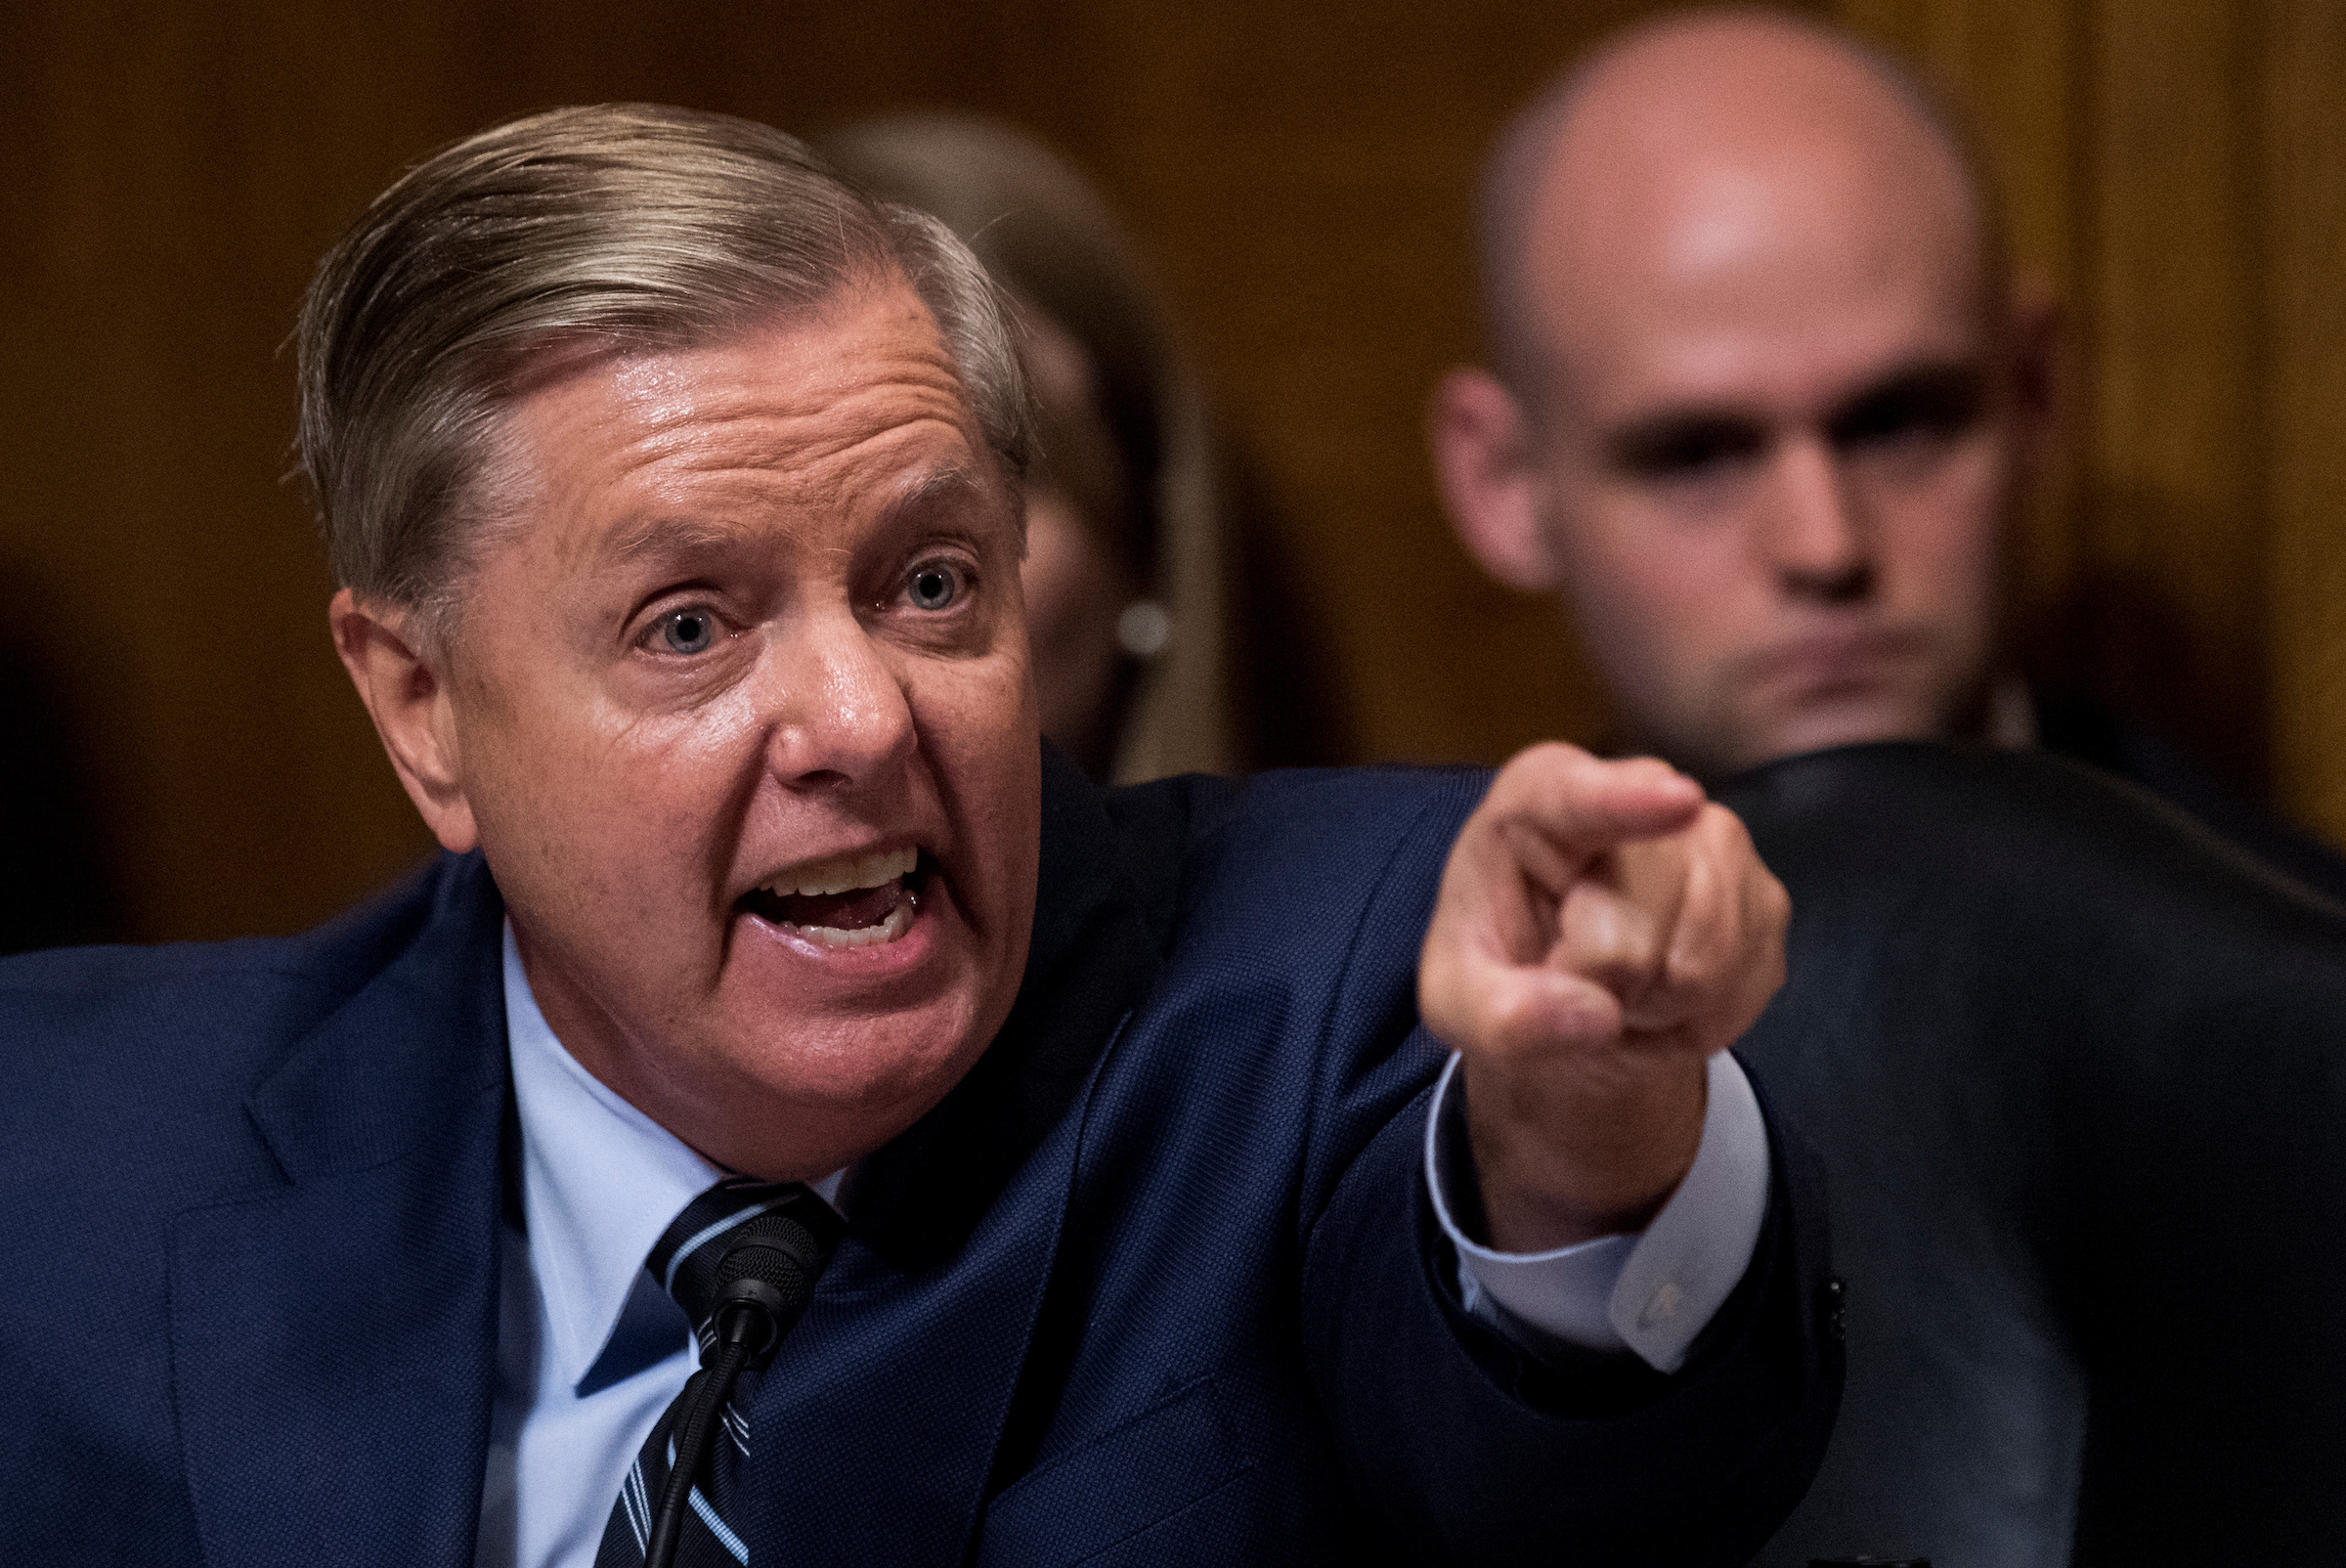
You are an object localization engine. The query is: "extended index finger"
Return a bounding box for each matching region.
[1480,743,1705,894]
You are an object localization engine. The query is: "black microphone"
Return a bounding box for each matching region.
[644,1192,844,1568]
[706,1208,833,1368]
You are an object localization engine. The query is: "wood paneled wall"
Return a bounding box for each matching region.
[1839,0,2346,834]
[7,0,2344,941]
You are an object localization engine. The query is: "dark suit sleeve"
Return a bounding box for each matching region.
[1299,1069,1842,1566]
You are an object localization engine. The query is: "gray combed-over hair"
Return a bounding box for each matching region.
[296,102,1034,643]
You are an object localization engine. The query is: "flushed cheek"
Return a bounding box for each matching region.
[482,732,760,980]
[596,680,774,808]
[914,657,1038,799]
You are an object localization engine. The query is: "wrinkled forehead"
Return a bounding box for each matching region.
[464,280,1016,580]
[492,272,971,434]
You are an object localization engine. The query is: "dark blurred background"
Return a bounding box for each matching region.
[7,0,2346,943]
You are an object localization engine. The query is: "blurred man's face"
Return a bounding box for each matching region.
[372,279,1040,1179]
[1523,196,2011,778]
[1437,42,2035,782]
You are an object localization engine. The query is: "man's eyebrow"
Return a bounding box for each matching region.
[600,465,1000,563]
[607,515,746,562]
[1603,408,1771,475]
[882,463,992,522]
[1824,360,1988,442]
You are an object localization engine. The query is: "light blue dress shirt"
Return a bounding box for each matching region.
[475,923,1768,1568]
[1429,1048,1772,1373]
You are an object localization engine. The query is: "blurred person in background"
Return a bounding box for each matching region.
[1430,9,2346,1565]
[820,114,1332,783]
[1431,5,2346,902]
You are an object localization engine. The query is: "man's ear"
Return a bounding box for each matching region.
[1428,368,1565,593]
[329,588,480,853]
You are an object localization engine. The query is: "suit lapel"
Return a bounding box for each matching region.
[736,749,1172,1564]
[172,858,510,1568]
[169,748,1186,1566]
[737,1074,1101,1567]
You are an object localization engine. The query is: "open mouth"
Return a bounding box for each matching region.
[739,845,926,949]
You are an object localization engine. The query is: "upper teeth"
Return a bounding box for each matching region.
[762,845,917,898]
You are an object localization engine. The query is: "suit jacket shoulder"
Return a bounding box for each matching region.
[0,853,511,1568]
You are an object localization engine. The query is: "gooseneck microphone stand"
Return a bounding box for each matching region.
[644,1203,838,1568]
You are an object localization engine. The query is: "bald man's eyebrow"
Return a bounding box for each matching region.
[1826,362,1988,453]
[1606,412,1770,480]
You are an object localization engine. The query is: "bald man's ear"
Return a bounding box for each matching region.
[329,588,480,854]
[1429,369,1567,593]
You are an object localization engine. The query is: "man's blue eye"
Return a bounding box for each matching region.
[908,564,962,611]
[660,609,716,654]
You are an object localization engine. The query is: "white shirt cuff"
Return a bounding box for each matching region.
[1423,1049,1771,1374]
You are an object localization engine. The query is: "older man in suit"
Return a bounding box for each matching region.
[0,105,1837,1566]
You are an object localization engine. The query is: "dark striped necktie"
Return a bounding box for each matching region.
[595,1177,844,1568]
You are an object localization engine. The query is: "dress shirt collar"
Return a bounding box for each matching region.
[502,922,723,1392]
[502,924,849,1392]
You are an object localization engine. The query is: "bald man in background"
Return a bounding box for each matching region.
[1434,4,2346,901]
[1434,9,2346,1565]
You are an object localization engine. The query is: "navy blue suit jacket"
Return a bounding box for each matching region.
[0,759,1839,1565]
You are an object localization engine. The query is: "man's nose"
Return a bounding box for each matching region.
[760,615,917,791]
[1759,435,1874,603]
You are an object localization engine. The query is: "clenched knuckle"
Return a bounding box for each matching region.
[1666,945,1720,999]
